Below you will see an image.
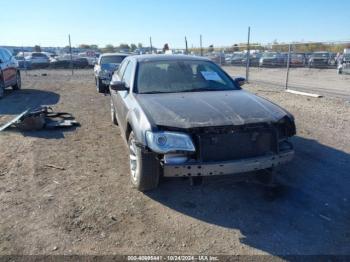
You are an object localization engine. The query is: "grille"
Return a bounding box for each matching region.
[198,129,277,162]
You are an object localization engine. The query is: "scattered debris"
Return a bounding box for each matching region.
[44,164,65,170]
[41,73,48,76]
[52,246,58,251]
[0,106,79,132]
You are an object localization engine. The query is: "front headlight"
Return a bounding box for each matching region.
[145,131,195,154]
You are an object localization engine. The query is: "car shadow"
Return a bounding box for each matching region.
[3,125,79,139]
[0,88,60,115]
[146,136,350,255]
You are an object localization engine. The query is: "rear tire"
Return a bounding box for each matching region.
[0,79,4,99]
[12,72,21,90]
[128,131,160,191]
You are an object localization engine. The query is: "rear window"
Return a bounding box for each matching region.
[100,55,126,64]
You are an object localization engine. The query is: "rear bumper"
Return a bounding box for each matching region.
[163,149,294,177]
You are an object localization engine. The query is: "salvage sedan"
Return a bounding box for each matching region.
[110,55,296,191]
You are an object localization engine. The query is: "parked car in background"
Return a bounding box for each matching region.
[25,52,50,68]
[0,47,21,98]
[109,55,296,191]
[225,53,234,64]
[230,52,245,65]
[15,55,32,70]
[94,53,128,93]
[49,56,90,69]
[241,53,262,67]
[259,52,286,67]
[289,53,306,67]
[308,52,335,68]
[337,53,350,74]
[207,52,226,65]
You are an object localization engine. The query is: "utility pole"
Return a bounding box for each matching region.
[22,46,27,75]
[285,44,291,89]
[200,34,203,56]
[245,26,251,82]
[185,36,188,54]
[149,36,153,54]
[68,34,73,75]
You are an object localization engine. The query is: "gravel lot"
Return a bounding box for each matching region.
[0,69,350,257]
[224,66,350,101]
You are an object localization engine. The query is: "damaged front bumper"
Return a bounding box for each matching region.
[163,149,294,177]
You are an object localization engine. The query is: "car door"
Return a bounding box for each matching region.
[113,59,134,133]
[111,59,128,127]
[3,49,17,83]
[0,49,12,86]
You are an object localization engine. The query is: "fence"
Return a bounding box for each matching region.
[185,40,350,99]
[3,34,350,99]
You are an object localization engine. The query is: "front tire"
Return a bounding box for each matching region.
[96,77,106,93]
[128,131,160,191]
[0,78,4,98]
[12,72,21,90]
[110,99,118,125]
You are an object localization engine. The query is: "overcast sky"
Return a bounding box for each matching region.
[1,0,350,48]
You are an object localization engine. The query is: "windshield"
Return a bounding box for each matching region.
[136,60,238,94]
[100,55,126,64]
[312,53,329,58]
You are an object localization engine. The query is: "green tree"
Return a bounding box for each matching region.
[130,44,137,51]
[119,44,130,51]
[137,43,143,48]
[103,44,115,53]
[34,45,41,52]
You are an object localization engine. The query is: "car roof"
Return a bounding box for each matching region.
[100,53,129,57]
[129,54,210,63]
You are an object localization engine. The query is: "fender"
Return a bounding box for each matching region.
[126,107,152,146]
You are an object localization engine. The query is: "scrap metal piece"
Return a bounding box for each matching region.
[0,109,30,132]
[0,106,79,132]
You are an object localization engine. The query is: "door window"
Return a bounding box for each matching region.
[117,59,128,79]
[121,61,133,88]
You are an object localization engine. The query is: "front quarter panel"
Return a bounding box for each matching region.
[126,98,153,146]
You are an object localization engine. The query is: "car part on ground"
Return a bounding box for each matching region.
[0,106,79,132]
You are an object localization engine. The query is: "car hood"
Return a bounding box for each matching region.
[101,63,119,72]
[135,90,290,129]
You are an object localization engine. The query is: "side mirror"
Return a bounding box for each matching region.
[234,77,246,87]
[110,80,127,91]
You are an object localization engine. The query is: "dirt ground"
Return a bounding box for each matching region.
[224,66,350,101]
[0,69,350,257]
